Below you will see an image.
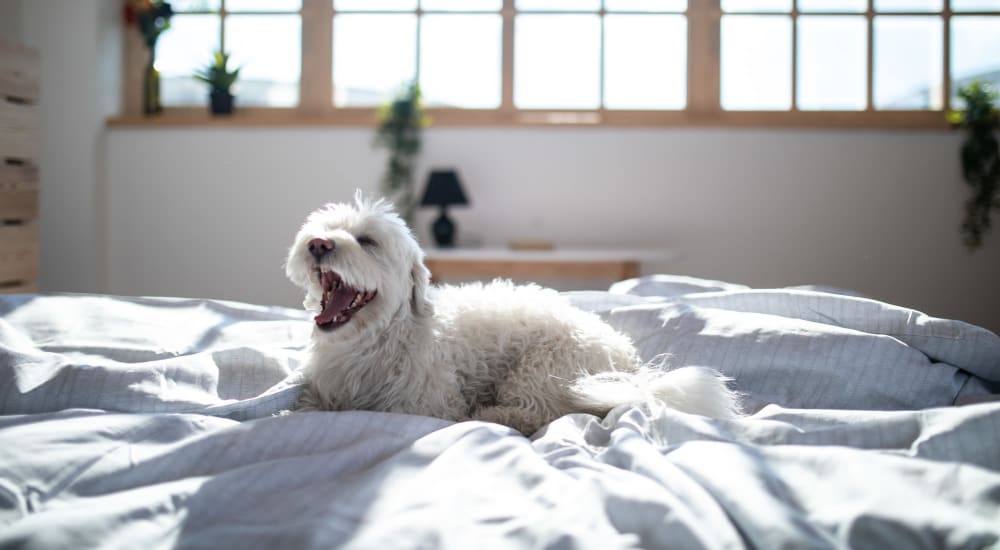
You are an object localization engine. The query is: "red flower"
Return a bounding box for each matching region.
[123,4,137,25]
[123,0,174,48]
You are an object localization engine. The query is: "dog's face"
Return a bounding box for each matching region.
[286,194,432,340]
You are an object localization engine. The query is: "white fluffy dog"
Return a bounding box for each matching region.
[286,194,741,434]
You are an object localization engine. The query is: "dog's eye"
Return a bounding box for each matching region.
[357,235,378,248]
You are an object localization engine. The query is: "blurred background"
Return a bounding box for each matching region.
[0,0,998,332]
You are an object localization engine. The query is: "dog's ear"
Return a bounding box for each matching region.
[410,260,433,318]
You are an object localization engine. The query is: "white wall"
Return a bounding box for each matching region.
[16,0,121,294]
[106,127,1000,333]
[8,0,999,334]
[0,1,20,42]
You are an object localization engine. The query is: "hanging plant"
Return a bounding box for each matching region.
[373,82,428,225]
[947,80,1000,250]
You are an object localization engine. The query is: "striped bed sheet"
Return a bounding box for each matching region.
[0,276,998,548]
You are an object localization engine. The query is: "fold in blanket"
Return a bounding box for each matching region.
[0,277,998,548]
[1,404,998,548]
[1,280,998,420]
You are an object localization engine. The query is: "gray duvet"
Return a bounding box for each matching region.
[1,275,998,549]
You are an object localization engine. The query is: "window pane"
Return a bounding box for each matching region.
[226,0,300,11]
[721,0,790,13]
[335,0,417,11]
[953,0,1000,10]
[604,0,687,11]
[421,0,501,10]
[334,14,417,106]
[798,0,865,12]
[420,15,501,108]
[514,15,600,108]
[170,0,219,11]
[721,15,791,110]
[873,16,942,109]
[159,14,219,106]
[952,17,1000,105]
[604,15,686,109]
[225,15,301,107]
[797,16,866,110]
[515,0,600,11]
[874,0,943,12]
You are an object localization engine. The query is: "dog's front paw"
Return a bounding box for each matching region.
[294,383,325,412]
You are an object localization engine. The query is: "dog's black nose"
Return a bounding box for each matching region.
[308,238,334,261]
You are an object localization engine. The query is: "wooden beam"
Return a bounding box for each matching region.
[687,0,720,113]
[501,0,515,112]
[301,0,333,114]
[106,106,952,130]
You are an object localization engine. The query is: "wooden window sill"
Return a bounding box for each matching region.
[106,108,953,130]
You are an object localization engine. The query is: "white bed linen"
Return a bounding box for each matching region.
[1,405,998,549]
[1,278,998,548]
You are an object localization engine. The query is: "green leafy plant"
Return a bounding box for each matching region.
[373,82,429,224]
[194,50,241,95]
[947,81,1000,250]
[124,0,173,49]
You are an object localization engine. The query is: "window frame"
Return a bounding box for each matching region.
[114,0,996,129]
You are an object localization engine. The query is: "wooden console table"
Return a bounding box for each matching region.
[422,248,674,284]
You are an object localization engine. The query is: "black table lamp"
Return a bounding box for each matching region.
[420,169,469,247]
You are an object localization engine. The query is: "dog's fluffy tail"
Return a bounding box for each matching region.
[568,366,743,420]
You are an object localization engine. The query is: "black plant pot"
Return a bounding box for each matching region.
[210,90,235,115]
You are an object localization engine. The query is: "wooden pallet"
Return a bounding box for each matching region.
[0,39,39,292]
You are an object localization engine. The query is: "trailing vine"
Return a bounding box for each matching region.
[948,81,1000,250]
[373,82,428,226]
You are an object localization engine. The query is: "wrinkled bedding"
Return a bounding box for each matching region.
[1,275,998,549]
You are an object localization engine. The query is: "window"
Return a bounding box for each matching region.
[514,0,687,110]
[119,0,1000,127]
[720,0,1000,114]
[159,0,301,107]
[333,1,502,108]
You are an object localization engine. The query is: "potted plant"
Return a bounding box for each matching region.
[373,82,428,225]
[194,50,240,115]
[948,81,1000,250]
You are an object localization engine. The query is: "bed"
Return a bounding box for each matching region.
[1,274,998,549]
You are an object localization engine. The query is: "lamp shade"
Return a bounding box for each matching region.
[420,170,469,207]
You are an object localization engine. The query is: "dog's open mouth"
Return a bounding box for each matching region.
[315,270,376,330]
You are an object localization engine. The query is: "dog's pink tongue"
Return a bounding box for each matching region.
[315,288,356,325]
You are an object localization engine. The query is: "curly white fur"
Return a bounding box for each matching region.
[286,192,741,434]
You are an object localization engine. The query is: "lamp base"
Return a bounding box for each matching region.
[431,209,456,247]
